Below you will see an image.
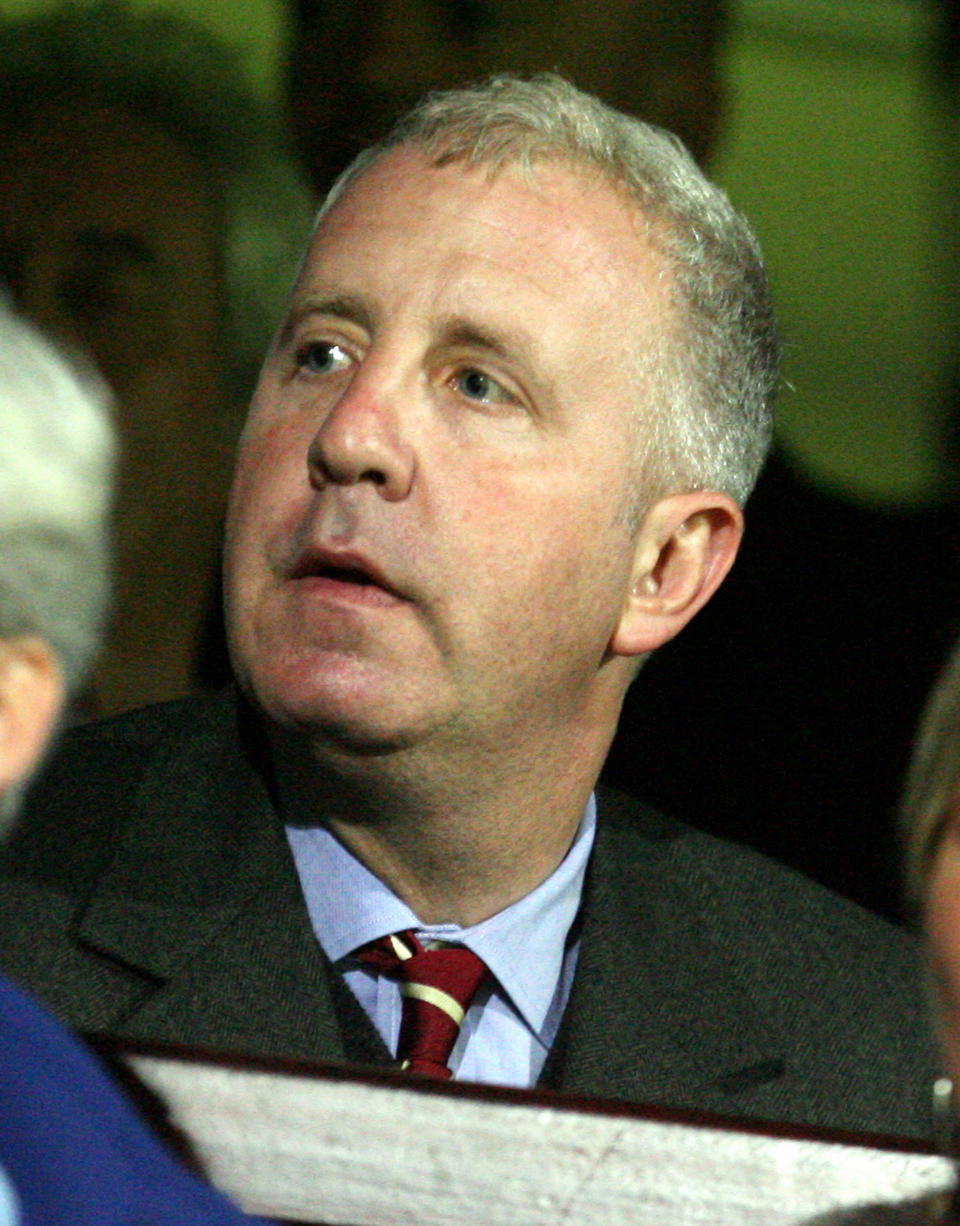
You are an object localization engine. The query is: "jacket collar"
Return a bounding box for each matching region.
[75,689,281,980]
[72,690,358,1064]
[548,787,786,1112]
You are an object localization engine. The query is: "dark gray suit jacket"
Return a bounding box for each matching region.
[0,689,938,1140]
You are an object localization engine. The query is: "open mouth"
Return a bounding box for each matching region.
[314,563,380,587]
[288,550,403,602]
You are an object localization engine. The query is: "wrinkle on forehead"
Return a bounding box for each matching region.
[317,146,670,318]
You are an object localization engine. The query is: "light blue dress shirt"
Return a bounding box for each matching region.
[286,797,595,1088]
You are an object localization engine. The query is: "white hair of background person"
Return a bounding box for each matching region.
[0,302,114,723]
[318,72,780,514]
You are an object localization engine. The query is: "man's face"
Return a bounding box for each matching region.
[291,0,721,189]
[224,147,671,757]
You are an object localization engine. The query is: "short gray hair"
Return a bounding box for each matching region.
[0,303,114,697]
[0,1,314,403]
[321,73,779,506]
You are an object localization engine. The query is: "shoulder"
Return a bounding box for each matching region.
[50,686,241,762]
[0,973,257,1225]
[0,973,131,1125]
[593,786,936,1132]
[1,688,247,888]
[594,784,918,964]
[30,686,237,788]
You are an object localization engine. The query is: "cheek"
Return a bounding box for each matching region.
[230,415,307,518]
[446,475,630,644]
[225,425,295,579]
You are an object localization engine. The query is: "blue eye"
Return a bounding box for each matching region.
[297,340,351,375]
[455,367,512,404]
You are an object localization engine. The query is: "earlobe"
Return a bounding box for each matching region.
[0,637,64,797]
[611,490,743,659]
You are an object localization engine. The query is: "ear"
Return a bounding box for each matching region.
[0,637,64,797]
[610,490,743,659]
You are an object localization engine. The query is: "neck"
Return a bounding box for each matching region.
[270,721,609,927]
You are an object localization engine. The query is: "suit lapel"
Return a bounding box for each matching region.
[71,692,381,1066]
[94,858,353,1064]
[545,789,787,1114]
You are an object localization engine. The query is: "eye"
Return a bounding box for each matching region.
[296,340,352,376]
[453,366,514,405]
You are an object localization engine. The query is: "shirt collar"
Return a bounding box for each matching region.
[285,797,595,1041]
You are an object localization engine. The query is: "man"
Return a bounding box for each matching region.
[0,3,312,714]
[0,76,936,1139]
[0,304,264,1223]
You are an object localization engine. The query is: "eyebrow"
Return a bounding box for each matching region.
[277,294,375,347]
[439,316,540,372]
[440,315,555,409]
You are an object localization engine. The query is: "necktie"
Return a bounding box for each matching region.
[355,930,490,1079]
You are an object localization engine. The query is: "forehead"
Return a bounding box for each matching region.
[297,147,669,356]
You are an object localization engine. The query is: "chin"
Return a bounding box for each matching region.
[240,657,439,757]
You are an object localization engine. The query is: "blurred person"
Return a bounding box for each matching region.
[0,2,313,716]
[0,303,268,1225]
[288,0,726,192]
[903,638,960,1096]
[0,75,937,1140]
[802,644,960,1224]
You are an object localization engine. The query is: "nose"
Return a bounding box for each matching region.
[306,376,415,501]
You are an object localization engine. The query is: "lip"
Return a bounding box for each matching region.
[287,546,407,607]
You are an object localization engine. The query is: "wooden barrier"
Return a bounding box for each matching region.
[107,1042,956,1226]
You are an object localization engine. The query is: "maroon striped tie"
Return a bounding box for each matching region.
[355,931,490,1079]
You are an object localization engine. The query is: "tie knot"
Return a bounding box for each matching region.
[354,930,490,1078]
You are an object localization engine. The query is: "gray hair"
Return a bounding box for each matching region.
[320,73,779,506]
[0,303,114,698]
[0,1,314,404]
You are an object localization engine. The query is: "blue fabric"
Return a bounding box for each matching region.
[0,974,267,1226]
[286,796,594,1087]
[0,1166,18,1226]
